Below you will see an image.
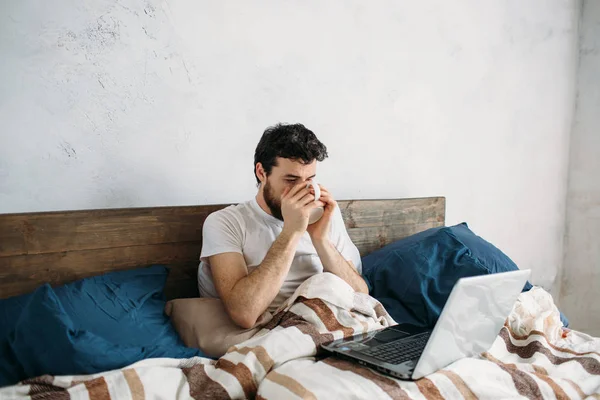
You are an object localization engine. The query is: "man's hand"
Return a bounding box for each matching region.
[306,184,336,244]
[305,184,369,294]
[281,182,325,235]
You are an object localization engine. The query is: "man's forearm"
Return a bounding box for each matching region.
[313,240,369,293]
[228,229,302,328]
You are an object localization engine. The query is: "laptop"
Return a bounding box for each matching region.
[321,269,531,380]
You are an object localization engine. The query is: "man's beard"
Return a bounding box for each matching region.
[263,180,284,221]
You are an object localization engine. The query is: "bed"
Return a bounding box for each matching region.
[1,196,599,399]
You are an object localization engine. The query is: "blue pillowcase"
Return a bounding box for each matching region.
[10,284,199,379]
[362,223,569,328]
[52,265,181,347]
[0,292,32,385]
[0,265,201,387]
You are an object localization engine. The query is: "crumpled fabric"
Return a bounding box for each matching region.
[508,286,564,343]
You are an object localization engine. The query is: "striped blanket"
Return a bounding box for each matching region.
[2,273,599,399]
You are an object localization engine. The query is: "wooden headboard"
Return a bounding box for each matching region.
[0,197,445,300]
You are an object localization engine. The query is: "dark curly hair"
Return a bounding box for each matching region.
[254,123,328,184]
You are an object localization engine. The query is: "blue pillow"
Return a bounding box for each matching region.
[0,265,202,387]
[8,284,200,378]
[52,265,179,347]
[0,292,31,386]
[362,223,569,328]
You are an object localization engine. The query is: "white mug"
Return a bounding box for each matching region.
[307,180,324,224]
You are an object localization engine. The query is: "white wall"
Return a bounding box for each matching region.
[561,0,600,336]
[0,1,579,293]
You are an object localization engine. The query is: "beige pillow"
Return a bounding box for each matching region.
[164,297,272,359]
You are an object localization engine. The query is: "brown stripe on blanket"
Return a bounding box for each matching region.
[532,365,548,375]
[481,348,568,399]
[374,303,387,319]
[230,346,275,373]
[262,309,291,331]
[277,311,335,348]
[436,370,477,400]
[565,378,588,398]
[23,375,57,390]
[265,371,317,400]
[23,375,56,385]
[323,357,410,399]
[481,352,517,368]
[500,328,600,375]
[505,323,600,358]
[349,312,369,334]
[531,371,570,399]
[483,351,543,399]
[83,377,111,400]
[360,320,369,334]
[123,369,145,400]
[298,297,355,338]
[415,378,444,400]
[25,375,70,400]
[183,363,231,400]
[216,358,257,399]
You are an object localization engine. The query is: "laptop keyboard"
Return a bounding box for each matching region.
[362,331,431,365]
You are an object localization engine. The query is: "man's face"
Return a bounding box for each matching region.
[262,157,317,221]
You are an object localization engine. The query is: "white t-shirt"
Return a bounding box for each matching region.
[197,197,362,312]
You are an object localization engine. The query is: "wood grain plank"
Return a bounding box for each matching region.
[0,205,227,257]
[348,222,445,256]
[340,197,445,255]
[0,242,202,299]
[339,198,445,228]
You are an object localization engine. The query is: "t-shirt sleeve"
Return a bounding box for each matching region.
[200,209,244,263]
[331,205,363,274]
